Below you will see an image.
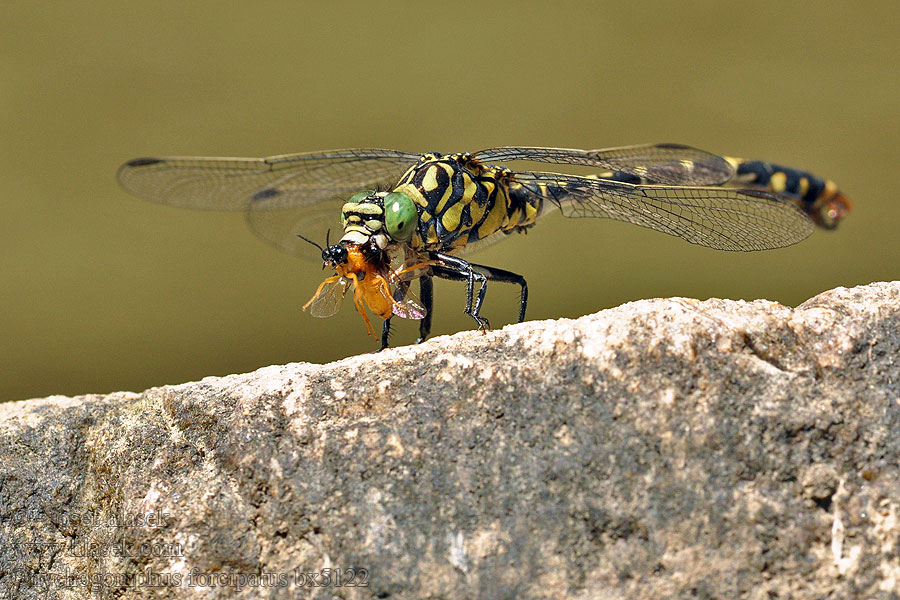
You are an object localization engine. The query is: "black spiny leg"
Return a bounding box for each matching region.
[430,253,490,331]
[380,318,391,351]
[472,263,528,323]
[429,252,529,331]
[416,275,434,343]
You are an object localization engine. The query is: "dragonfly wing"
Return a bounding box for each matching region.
[118,149,421,261]
[452,228,516,257]
[245,198,342,261]
[514,172,815,251]
[474,144,734,186]
[117,149,421,210]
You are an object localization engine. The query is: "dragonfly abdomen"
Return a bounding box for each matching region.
[591,158,850,230]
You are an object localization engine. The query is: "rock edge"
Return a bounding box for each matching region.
[1,282,898,599]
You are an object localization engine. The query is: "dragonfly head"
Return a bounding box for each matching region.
[304,190,427,332]
[339,190,418,249]
[296,187,418,276]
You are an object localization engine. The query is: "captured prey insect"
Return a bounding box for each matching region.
[118,144,850,349]
[297,231,436,339]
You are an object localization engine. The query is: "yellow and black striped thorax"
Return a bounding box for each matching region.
[391,153,542,253]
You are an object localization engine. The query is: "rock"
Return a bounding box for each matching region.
[1,281,899,600]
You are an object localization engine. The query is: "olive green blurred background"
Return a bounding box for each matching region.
[2,2,897,402]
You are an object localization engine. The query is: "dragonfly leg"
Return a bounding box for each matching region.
[379,318,391,351]
[471,264,528,323]
[429,253,489,331]
[416,275,434,343]
[429,253,528,331]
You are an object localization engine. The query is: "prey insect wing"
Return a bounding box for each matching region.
[390,280,427,320]
[387,254,438,320]
[305,275,350,318]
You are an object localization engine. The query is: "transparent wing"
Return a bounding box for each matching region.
[474,144,734,186]
[386,249,431,320]
[118,149,421,261]
[514,172,815,251]
[245,198,343,261]
[117,149,421,209]
[453,228,516,257]
[307,276,351,318]
[391,281,427,320]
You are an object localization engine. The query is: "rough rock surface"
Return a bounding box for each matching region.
[1,282,899,600]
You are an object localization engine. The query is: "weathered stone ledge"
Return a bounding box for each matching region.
[1,282,898,599]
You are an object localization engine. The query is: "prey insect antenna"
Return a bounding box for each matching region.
[295,233,325,253]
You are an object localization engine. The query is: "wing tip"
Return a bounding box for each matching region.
[123,157,165,168]
[654,142,692,150]
[251,187,282,201]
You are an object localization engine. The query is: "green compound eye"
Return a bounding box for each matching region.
[347,191,372,204]
[383,191,417,241]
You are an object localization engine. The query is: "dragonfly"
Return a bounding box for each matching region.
[118,144,850,349]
